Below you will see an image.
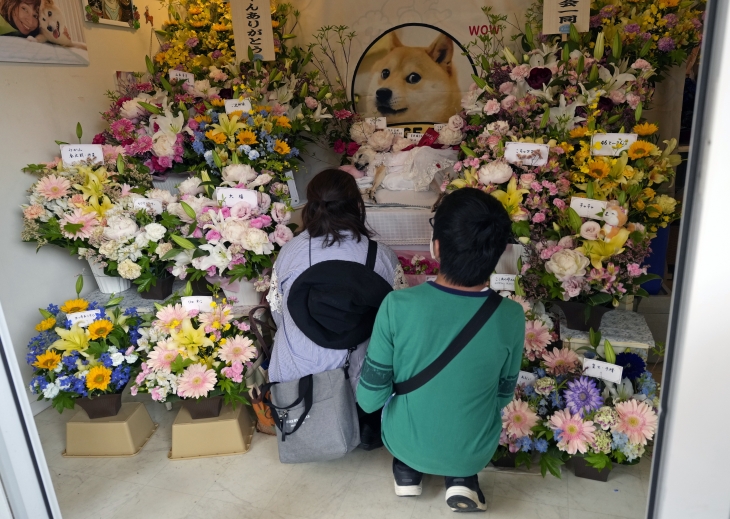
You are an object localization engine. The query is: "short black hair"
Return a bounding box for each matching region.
[302,169,373,246]
[433,188,512,287]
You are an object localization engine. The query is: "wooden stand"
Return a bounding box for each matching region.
[169,404,255,460]
[63,402,157,457]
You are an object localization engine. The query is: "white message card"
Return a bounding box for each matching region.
[591,133,637,156]
[60,144,103,166]
[385,127,405,137]
[490,273,517,291]
[286,177,300,207]
[570,197,608,220]
[181,296,213,312]
[365,117,387,129]
[504,142,550,167]
[133,198,163,215]
[582,358,623,384]
[215,188,259,208]
[224,99,252,115]
[67,310,100,328]
[407,133,424,143]
[518,371,538,386]
[169,70,194,85]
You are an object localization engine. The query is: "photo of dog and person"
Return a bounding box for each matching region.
[352,24,475,125]
[0,0,88,64]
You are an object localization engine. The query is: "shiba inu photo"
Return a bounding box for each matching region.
[32,0,87,49]
[365,31,461,124]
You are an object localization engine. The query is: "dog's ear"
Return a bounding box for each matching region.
[389,31,403,50]
[427,34,454,74]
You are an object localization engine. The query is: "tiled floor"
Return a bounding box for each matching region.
[35,399,651,519]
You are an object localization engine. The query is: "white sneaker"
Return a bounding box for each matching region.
[444,477,487,513]
[394,479,423,497]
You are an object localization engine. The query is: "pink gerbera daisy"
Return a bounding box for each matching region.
[60,208,100,239]
[147,342,181,372]
[502,400,539,439]
[198,303,234,333]
[543,347,581,376]
[36,174,71,200]
[507,294,531,314]
[177,364,217,399]
[614,399,658,445]
[218,336,257,364]
[524,320,551,359]
[154,304,190,332]
[549,409,596,455]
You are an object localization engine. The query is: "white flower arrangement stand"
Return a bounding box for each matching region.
[168,404,255,460]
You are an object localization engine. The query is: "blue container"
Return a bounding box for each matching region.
[642,226,670,295]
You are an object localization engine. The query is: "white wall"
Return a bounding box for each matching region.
[0,7,166,413]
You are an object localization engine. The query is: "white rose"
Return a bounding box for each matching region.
[146,189,177,205]
[144,223,167,243]
[241,227,274,255]
[120,99,145,119]
[152,132,177,158]
[477,161,513,185]
[248,173,273,189]
[118,259,142,280]
[271,202,291,224]
[222,164,258,187]
[177,177,204,196]
[350,121,376,144]
[135,233,151,247]
[447,115,465,130]
[545,249,590,281]
[110,352,125,367]
[221,219,250,244]
[436,127,463,146]
[368,130,395,152]
[103,216,138,241]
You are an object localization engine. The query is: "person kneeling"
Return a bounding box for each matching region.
[356,188,525,513]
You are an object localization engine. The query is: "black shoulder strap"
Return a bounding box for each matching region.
[262,375,313,442]
[365,239,377,271]
[393,290,502,396]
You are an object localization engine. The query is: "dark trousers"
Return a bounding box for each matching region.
[356,403,382,432]
[393,457,478,482]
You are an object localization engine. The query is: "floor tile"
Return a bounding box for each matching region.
[109,486,199,519]
[185,497,262,519]
[488,496,569,518]
[568,510,630,519]
[357,445,394,477]
[493,471,569,508]
[566,468,647,519]
[77,446,170,485]
[334,473,416,519]
[56,476,142,519]
[47,468,93,501]
[147,456,234,497]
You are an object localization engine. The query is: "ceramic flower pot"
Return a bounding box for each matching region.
[491,451,518,468]
[572,456,611,482]
[220,278,261,306]
[140,275,175,300]
[75,393,123,419]
[88,261,131,294]
[183,396,224,419]
[551,300,612,332]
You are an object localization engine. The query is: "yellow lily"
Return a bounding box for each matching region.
[83,195,115,217]
[490,178,529,220]
[576,228,630,269]
[74,167,109,200]
[209,113,246,139]
[52,324,89,354]
[170,318,213,360]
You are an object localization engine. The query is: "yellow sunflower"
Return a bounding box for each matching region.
[633,122,659,136]
[61,299,89,314]
[205,130,227,144]
[88,319,114,340]
[273,140,291,155]
[35,317,56,332]
[86,366,112,391]
[628,141,657,160]
[275,116,291,129]
[570,126,589,139]
[210,98,225,107]
[585,159,611,179]
[33,350,62,371]
[237,130,258,145]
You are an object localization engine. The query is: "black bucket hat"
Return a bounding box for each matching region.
[287,239,393,350]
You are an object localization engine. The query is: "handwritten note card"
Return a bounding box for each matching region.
[215,188,259,208]
[504,142,550,167]
[570,197,607,220]
[225,99,253,115]
[230,0,276,62]
[407,133,424,143]
[133,198,163,215]
[542,0,590,34]
[60,144,103,166]
[169,70,194,85]
[518,371,538,386]
[591,133,637,156]
[365,117,387,129]
[385,127,405,137]
[181,296,213,312]
[582,358,623,384]
[490,273,517,292]
[67,310,100,328]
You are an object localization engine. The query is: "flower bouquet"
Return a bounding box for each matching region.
[131,298,258,412]
[27,278,143,414]
[397,253,439,287]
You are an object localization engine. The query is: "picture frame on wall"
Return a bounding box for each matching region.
[82,0,139,29]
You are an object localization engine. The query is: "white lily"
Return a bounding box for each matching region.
[549,95,585,131]
[193,243,232,272]
[150,104,192,137]
[598,64,636,93]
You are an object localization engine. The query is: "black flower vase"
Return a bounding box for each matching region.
[140,275,175,300]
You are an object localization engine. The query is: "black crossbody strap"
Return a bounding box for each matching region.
[262,375,314,442]
[365,239,377,270]
[393,290,502,396]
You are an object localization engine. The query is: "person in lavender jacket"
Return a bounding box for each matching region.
[266,169,408,450]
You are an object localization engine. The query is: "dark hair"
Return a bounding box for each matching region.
[433,188,512,287]
[302,169,373,246]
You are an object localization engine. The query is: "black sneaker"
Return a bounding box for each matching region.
[444,476,487,513]
[392,458,423,496]
[358,422,384,451]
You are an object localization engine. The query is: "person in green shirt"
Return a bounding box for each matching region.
[357,188,525,513]
[0,0,40,37]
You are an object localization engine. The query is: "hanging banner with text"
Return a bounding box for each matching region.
[542,0,590,35]
[230,0,276,62]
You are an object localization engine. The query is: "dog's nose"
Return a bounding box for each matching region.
[376,88,392,103]
[46,25,52,31]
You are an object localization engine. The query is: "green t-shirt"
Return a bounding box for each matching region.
[0,14,20,36]
[357,282,525,477]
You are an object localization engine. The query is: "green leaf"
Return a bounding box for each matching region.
[75,122,83,142]
[635,287,650,298]
[85,341,107,358]
[569,23,580,43]
[105,296,124,307]
[511,220,531,238]
[604,338,616,364]
[161,248,183,260]
[460,142,476,157]
[145,55,155,74]
[170,354,194,374]
[524,22,533,46]
[633,273,660,284]
[567,208,582,233]
[584,453,613,471]
[180,201,197,221]
[52,392,76,413]
[515,451,532,470]
[588,292,613,306]
[138,101,162,115]
[171,235,197,250]
[39,308,55,319]
[160,77,173,93]
[75,274,83,297]
[471,74,487,90]
[539,452,564,479]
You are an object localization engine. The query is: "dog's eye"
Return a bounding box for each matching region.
[406,73,421,84]
[381,69,390,79]
[47,11,51,15]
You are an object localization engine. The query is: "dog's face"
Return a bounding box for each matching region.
[369,32,460,123]
[351,146,377,172]
[39,0,66,42]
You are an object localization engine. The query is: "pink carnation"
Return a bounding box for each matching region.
[221,361,244,383]
[484,99,501,115]
[23,205,45,220]
[501,95,517,110]
[532,213,546,224]
[553,198,566,210]
[499,81,514,95]
[627,263,646,277]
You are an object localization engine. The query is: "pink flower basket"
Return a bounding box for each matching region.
[395,250,439,288]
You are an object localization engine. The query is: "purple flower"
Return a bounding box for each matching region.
[692,18,702,30]
[185,37,199,48]
[211,50,222,59]
[658,37,676,52]
[597,96,614,112]
[615,352,646,381]
[599,5,617,18]
[624,24,640,34]
[564,377,603,417]
[526,67,553,89]
[590,15,602,29]
[640,32,652,41]
[663,14,678,28]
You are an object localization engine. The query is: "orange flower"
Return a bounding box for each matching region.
[205,130,227,145]
[633,122,658,136]
[275,116,291,129]
[569,126,589,139]
[585,159,611,179]
[273,140,291,155]
[628,141,656,160]
[237,130,258,145]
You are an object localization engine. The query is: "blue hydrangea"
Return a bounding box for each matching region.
[538,406,548,415]
[238,145,251,154]
[248,150,260,161]
[111,365,131,389]
[536,368,546,378]
[63,354,79,370]
[637,372,657,397]
[611,431,629,449]
[534,438,549,453]
[192,139,205,155]
[516,436,533,452]
[124,307,139,317]
[550,390,563,409]
[67,377,87,396]
[46,304,60,315]
[209,112,219,124]
[199,122,207,131]
[259,110,269,117]
[204,150,214,167]
[246,117,254,125]
[289,147,300,157]
[100,353,114,368]
[523,385,536,397]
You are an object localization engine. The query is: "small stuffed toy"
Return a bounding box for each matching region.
[601,201,629,241]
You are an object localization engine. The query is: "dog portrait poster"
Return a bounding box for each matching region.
[352,24,475,125]
[0,0,88,64]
